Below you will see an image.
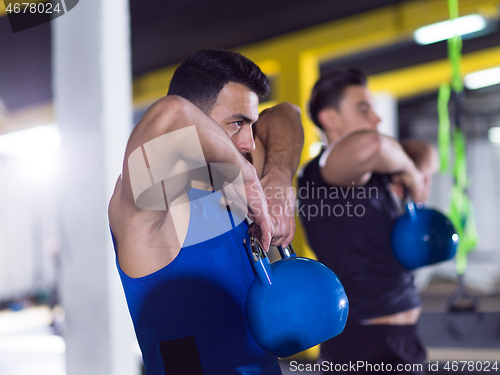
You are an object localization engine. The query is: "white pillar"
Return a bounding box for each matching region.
[373,91,398,139]
[52,0,139,374]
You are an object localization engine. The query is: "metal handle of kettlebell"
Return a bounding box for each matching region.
[402,186,412,205]
[278,243,296,258]
[245,225,296,287]
[248,234,296,260]
[244,222,295,261]
[245,226,274,286]
[402,186,418,221]
[247,233,267,262]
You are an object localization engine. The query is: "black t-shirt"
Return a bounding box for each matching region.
[297,151,421,323]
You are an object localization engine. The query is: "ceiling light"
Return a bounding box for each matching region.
[488,127,500,146]
[414,14,487,45]
[464,66,500,90]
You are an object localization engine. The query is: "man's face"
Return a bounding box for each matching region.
[209,82,259,156]
[334,85,381,135]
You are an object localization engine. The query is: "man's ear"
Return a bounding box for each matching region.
[317,108,339,131]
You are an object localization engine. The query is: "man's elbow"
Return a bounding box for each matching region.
[146,95,194,133]
[278,102,301,115]
[155,95,191,119]
[261,102,302,117]
[401,139,439,174]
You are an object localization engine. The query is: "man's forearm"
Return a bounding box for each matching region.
[371,134,427,201]
[252,102,303,247]
[371,134,419,176]
[320,130,419,187]
[255,102,304,181]
[401,139,439,175]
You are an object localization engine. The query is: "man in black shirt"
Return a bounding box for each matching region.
[298,68,438,374]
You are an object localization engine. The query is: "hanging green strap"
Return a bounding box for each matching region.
[452,128,467,189]
[449,0,459,19]
[438,0,478,275]
[448,0,464,93]
[438,83,451,172]
[447,128,479,275]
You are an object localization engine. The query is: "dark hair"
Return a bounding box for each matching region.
[167,50,270,114]
[309,67,367,130]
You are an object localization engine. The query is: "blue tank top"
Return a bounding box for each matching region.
[114,188,281,375]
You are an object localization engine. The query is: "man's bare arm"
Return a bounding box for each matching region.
[109,96,273,277]
[394,139,439,201]
[320,130,426,201]
[252,103,304,180]
[121,96,257,204]
[249,102,304,247]
[401,139,439,176]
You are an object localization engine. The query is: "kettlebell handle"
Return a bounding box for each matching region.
[245,230,273,286]
[247,233,267,262]
[402,186,418,222]
[245,225,296,287]
[246,231,296,262]
[278,243,296,258]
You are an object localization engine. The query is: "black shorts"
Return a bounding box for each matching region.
[319,323,426,374]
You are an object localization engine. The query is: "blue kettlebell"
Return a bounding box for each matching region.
[391,197,459,270]
[245,228,349,358]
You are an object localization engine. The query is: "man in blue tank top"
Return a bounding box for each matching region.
[298,68,438,374]
[108,50,304,374]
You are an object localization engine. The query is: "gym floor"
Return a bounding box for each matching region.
[0,306,65,375]
[0,276,498,374]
